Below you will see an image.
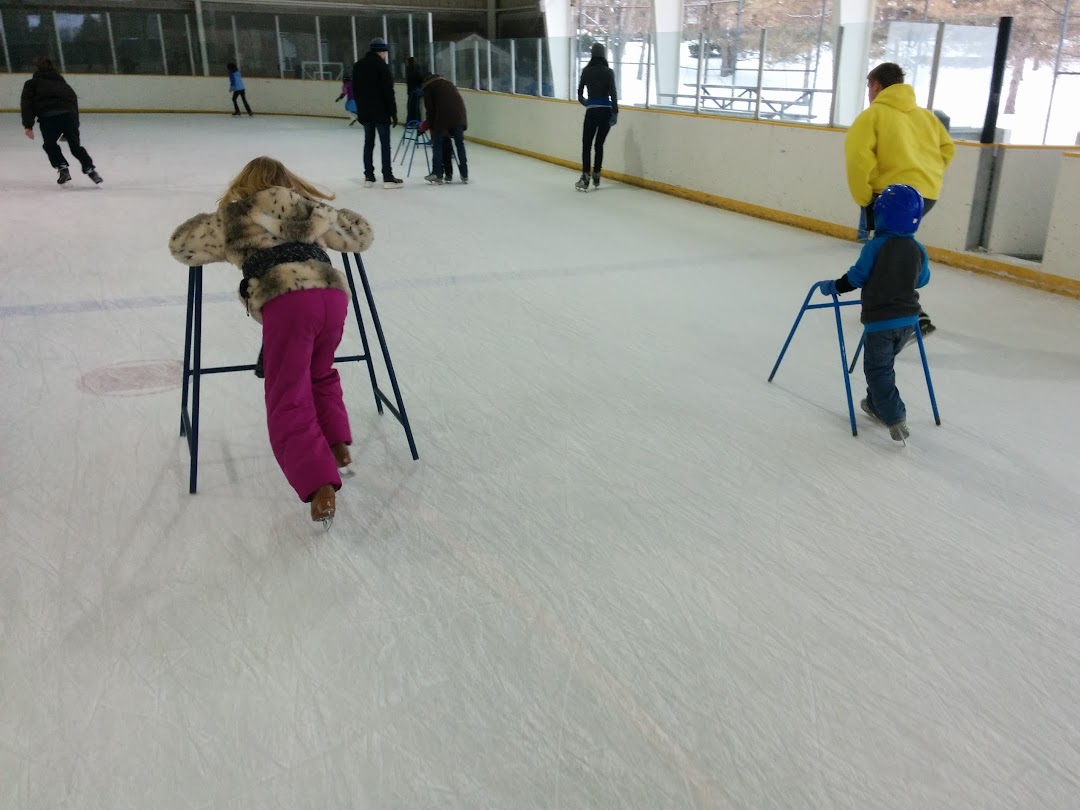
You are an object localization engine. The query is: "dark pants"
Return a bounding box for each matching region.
[582,107,611,175]
[232,90,252,114]
[38,112,93,172]
[864,195,936,321]
[441,138,454,179]
[431,126,468,180]
[406,94,421,123]
[864,326,916,426]
[363,121,393,181]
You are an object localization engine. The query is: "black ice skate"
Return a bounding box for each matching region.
[424,173,443,185]
[592,172,601,188]
[383,176,404,190]
[57,166,71,185]
[86,168,102,184]
[860,399,909,443]
[575,173,590,192]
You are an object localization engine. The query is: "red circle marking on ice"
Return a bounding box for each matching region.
[78,360,183,396]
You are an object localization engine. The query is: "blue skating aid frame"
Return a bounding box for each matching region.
[179,252,419,494]
[767,283,941,436]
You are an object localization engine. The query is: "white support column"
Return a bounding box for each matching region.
[382,15,388,49]
[315,16,323,78]
[193,0,209,76]
[157,13,169,75]
[350,16,357,63]
[408,14,414,56]
[653,0,684,107]
[541,0,571,100]
[487,40,493,91]
[0,10,13,73]
[450,41,456,85]
[474,39,480,89]
[753,29,766,119]
[537,37,543,96]
[834,0,876,126]
[105,11,118,74]
[52,11,65,73]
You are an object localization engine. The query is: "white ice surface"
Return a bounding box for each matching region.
[2,114,1080,810]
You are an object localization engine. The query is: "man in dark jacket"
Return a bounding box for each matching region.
[351,37,402,189]
[421,73,468,185]
[20,56,102,186]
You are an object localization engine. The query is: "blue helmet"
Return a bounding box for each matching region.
[873,184,924,233]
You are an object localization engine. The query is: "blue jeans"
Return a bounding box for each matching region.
[363,122,393,181]
[431,126,468,179]
[863,327,916,425]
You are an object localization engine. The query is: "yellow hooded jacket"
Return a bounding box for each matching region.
[845,83,955,208]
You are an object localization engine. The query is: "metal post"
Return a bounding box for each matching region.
[510,39,516,93]
[487,40,493,91]
[926,21,945,110]
[474,39,480,89]
[382,15,388,51]
[694,29,706,113]
[537,37,543,96]
[157,13,168,75]
[52,11,65,73]
[0,10,12,73]
[105,11,117,73]
[427,12,434,73]
[184,15,196,75]
[450,41,456,85]
[1043,0,1073,144]
[828,25,844,127]
[350,16,357,63]
[276,15,284,78]
[408,13,414,56]
[644,34,651,108]
[754,29,766,119]
[980,16,1012,144]
[231,14,239,66]
[315,16,323,78]
[193,0,209,76]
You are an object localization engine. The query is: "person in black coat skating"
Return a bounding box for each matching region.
[575,43,618,191]
[352,37,402,189]
[20,56,102,186]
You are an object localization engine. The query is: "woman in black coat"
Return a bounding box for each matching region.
[405,56,424,123]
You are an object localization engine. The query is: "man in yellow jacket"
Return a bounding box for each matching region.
[846,62,954,336]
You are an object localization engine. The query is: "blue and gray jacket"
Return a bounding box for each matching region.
[833,232,930,332]
[229,71,245,92]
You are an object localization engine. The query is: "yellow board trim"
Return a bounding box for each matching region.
[467,135,1080,301]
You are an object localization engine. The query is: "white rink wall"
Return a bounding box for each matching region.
[2,72,1077,289]
[1042,154,1080,282]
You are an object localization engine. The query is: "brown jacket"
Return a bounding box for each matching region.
[169,187,373,322]
[422,74,467,135]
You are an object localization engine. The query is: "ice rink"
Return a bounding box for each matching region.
[2,113,1080,809]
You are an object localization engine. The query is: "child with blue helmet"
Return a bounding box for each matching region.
[818,184,930,442]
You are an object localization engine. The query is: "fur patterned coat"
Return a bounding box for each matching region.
[169,187,374,322]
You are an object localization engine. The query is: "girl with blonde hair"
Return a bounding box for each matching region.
[170,157,375,528]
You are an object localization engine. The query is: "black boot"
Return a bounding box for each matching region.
[57,166,71,185]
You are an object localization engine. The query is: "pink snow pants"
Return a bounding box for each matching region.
[260,288,351,502]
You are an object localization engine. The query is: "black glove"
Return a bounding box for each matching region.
[391,116,399,127]
[609,113,618,127]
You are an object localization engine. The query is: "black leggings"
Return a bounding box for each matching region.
[232,90,252,114]
[582,107,611,174]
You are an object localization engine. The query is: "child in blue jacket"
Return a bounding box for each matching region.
[818,184,930,442]
[227,62,253,116]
